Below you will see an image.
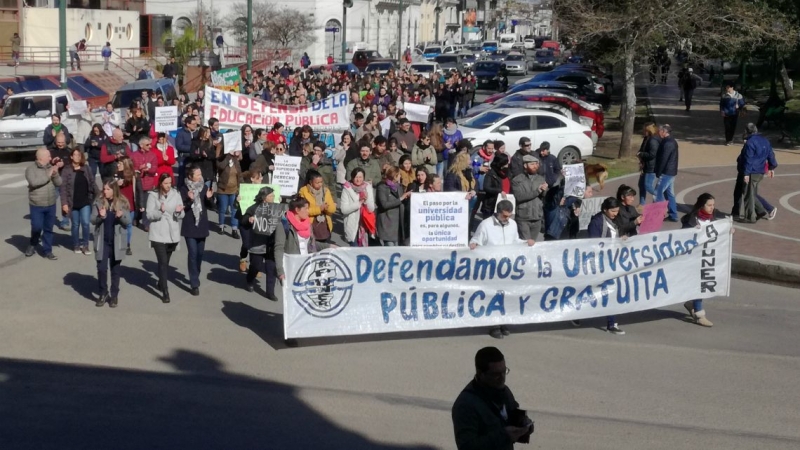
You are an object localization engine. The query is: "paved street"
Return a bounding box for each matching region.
[1,71,800,450]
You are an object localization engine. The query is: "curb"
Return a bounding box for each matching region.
[731,253,800,287]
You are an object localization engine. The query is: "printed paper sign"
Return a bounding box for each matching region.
[403,102,431,123]
[239,183,281,213]
[68,100,88,115]
[639,201,668,234]
[272,155,302,197]
[222,131,242,154]
[283,219,734,339]
[409,192,469,248]
[205,86,350,132]
[563,163,586,198]
[154,106,179,132]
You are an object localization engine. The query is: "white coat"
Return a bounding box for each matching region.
[339,182,376,243]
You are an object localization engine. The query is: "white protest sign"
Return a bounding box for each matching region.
[205,86,350,132]
[273,155,302,197]
[403,102,431,123]
[222,131,242,154]
[154,106,179,132]
[579,196,608,230]
[283,219,734,339]
[409,192,469,248]
[379,117,391,138]
[493,194,516,215]
[68,100,88,115]
[564,163,586,198]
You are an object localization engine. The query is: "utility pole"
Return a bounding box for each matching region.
[58,0,66,88]
[247,0,253,80]
[434,1,441,42]
[397,0,403,60]
[343,0,353,63]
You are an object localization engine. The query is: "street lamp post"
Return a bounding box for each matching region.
[58,0,66,88]
[398,0,404,59]
[343,0,353,63]
[434,2,442,43]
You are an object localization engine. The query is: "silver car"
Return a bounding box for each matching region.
[434,54,462,73]
[503,53,528,75]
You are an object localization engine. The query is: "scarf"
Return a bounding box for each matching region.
[286,210,311,238]
[385,180,399,192]
[308,184,326,210]
[697,209,714,222]
[479,148,493,161]
[52,124,62,133]
[185,177,205,226]
[416,141,430,150]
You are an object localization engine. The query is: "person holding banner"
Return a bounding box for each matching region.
[586,197,626,335]
[341,168,377,247]
[470,200,536,339]
[274,196,333,281]
[376,166,411,246]
[146,173,185,303]
[241,186,282,299]
[299,170,337,243]
[180,165,213,297]
[216,147,243,239]
[615,185,643,237]
[407,167,429,194]
[681,193,729,327]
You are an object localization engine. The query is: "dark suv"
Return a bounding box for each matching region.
[352,50,389,71]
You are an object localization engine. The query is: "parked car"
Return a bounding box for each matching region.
[331,63,361,75]
[465,45,485,59]
[473,61,508,91]
[503,53,528,75]
[442,45,461,54]
[434,54,462,73]
[409,62,443,76]
[485,81,589,103]
[499,34,517,50]
[541,40,561,57]
[530,70,608,104]
[460,108,593,164]
[530,49,557,70]
[486,50,511,62]
[482,40,499,53]
[423,46,443,61]
[364,61,396,75]
[511,42,527,53]
[523,38,537,50]
[553,63,614,93]
[0,89,76,153]
[460,53,477,69]
[352,50,389,71]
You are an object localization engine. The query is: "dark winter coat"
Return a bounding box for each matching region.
[655,135,679,177]
[375,181,404,242]
[452,379,522,450]
[638,136,660,174]
[179,185,211,239]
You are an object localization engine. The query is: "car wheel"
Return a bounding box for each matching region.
[558,146,582,165]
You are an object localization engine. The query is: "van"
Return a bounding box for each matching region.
[0,89,76,153]
[541,40,561,57]
[111,78,178,111]
[498,34,517,50]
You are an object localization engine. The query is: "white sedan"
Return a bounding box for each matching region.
[409,62,443,76]
[459,108,594,164]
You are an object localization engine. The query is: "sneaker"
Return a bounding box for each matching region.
[500,326,510,336]
[695,316,713,327]
[126,245,132,256]
[239,259,247,273]
[45,253,58,260]
[74,247,83,254]
[570,320,582,327]
[82,246,92,255]
[488,327,504,339]
[265,293,279,301]
[606,324,625,335]
[25,245,35,257]
[725,141,732,146]
[768,208,777,220]
[190,287,200,296]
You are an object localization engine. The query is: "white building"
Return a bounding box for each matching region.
[145,0,424,66]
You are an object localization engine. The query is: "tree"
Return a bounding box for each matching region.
[187,4,224,45]
[554,0,798,158]
[162,27,205,79]
[266,7,318,48]
[226,1,277,45]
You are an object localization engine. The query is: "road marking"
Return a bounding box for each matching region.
[0,174,18,182]
[675,173,799,204]
[1,180,27,188]
[778,191,800,216]
[733,225,800,243]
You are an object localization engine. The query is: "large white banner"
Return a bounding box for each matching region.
[409,192,469,247]
[283,220,733,339]
[204,86,350,132]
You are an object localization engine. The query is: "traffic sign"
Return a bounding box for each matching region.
[325,27,340,32]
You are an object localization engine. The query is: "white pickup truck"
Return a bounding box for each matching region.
[0,89,106,154]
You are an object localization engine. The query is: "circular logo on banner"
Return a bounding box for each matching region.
[291,252,354,318]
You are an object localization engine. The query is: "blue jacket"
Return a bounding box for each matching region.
[101,46,112,58]
[442,128,463,158]
[175,127,194,156]
[720,91,745,117]
[587,213,608,238]
[655,135,679,177]
[737,134,778,175]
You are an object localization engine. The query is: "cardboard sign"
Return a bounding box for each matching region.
[563,163,586,198]
[222,131,242,154]
[639,201,668,234]
[251,203,283,235]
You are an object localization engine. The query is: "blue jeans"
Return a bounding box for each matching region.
[436,161,445,178]
[126,211,134,245]
[55,186,70,227]
[177,156,187,188]
[88,158,99,179]
[30,204,57,254]
[638,172,657,204]
[693,299,703,312]
[655,175,677,220]
[216,193,239,229]
[70,205,92,248]
[185,237,206,289]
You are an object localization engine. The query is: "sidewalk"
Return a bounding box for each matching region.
[600,74,800,285]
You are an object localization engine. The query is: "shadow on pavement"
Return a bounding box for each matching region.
[4,235,29,253]
[0,350,438,450]
[62,272,97,302]
[221,301,287,350]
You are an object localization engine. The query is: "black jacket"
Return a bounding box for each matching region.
[615,204,640,237]
[481,169,507,215]
[179,185,211,239]
[534,150,562,187]
[638,136,660,174]
[84,133,107,162]
[189,139,217,183]
[655,135,679,177]
[124,116,150,145]
[452,379,522,450]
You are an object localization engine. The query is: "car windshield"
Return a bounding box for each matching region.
[506,55,525,61]
[474,62,500,71]
[364,51,382,58]
[500,37,515,43]
[462,55,476,61]
[112,90,150,109]
[436,55,457,63]
[367,63,393,70]
[464,111,508,129]
[467,46,483,52]
[411,64,434,72]
[1,96,52,119]
[536,50,553,58]
[424,47,442,53]
[333,64,353,71]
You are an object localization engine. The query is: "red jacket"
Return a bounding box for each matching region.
[99,139,130,163]
[154,144,176,182]
[266,130,286,146]
[130,149,159,191]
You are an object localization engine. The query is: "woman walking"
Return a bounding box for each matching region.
[154,132,176,183]
[340,167,376,247]
[241,186,282,299]
[146,172,185,303]
[91,180,131,308]
[586,197,626,335]
[116,157,137,255]
[180,165,213,296]
[84,124,106,179]
[376,166,411,246]
[481,152,511,218]
[299,170,336,243]
[216,147,243,238]
[60,148,96,254]
[637,123,660,204]
[411,131,437,176]
[237,170,264,274]
[274,196,332,282]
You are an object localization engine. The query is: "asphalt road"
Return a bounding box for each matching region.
[1,75,799,449]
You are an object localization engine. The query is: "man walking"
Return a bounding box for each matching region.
[101,42,112,70]
[720,83,745,145]
[511,155,548,240]
[654,124,679,222]
[470,201,535,339]
[175,115,198,186]
[25,148,63,260]
[734,124,777,223]
[680,68,702,111]
[452,347,533,450]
